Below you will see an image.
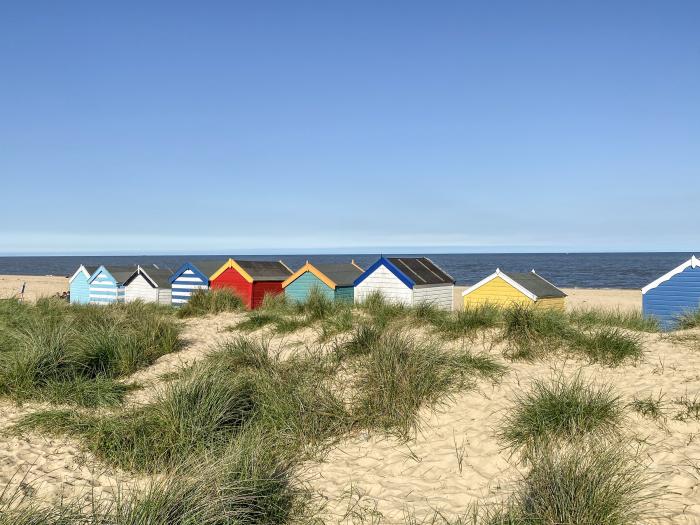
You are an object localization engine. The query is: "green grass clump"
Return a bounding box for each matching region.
[17,336,351,472]
[676,309,700,329]
[673,393,700,421]
[571,327,643,365]
[501,304,571,359]
[430,304,502,339]
[629,392,668,420]
[499,374,624,455]
[177,288,245,318]
[352,331,504,437]
[0,299,181,406]
[489,443,651,525]
[357,291,410,328]
[569,308,659,332]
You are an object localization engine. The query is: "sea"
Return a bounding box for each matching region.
[0,252,695,289]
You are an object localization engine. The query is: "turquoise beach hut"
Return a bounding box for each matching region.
[642,255,700,330]
[88,265,134,305]
[282,261,364,303]
[68,264,97,304]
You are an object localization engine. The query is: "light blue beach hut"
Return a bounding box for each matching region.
[68,265,97,304]
[168,260,225,305]
[88,266,134,304]
[642,255,700,330]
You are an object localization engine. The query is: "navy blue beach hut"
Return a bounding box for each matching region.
[168,260,225,306]
[642,255,700,330]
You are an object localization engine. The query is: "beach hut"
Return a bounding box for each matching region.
[462,269,566,311]
[68,265,97,304]
[354,256,455,310]
[168,260,226,306]
[210,259,292,309]
[123,266,174,304]
[282,261,364,303]
[642,255,700,330]
[88,265,134,305]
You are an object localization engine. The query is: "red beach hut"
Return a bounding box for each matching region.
[209,259,292,309]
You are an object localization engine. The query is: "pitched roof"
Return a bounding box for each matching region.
[283,261,364,289]
[235,260,292,281]
[387,257,455,285]
[135,267,174,288]
[462,269,566,300]
[103,266,138,285]
[642,255,700,295]
[69,265,98,283]
[190,260,228,279]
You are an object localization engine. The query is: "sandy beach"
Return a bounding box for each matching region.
[0,275,68,302]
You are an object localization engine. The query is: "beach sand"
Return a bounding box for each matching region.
[3,284,697,523]
[0,275,68,302]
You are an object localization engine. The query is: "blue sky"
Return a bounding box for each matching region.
[1,1,698,255]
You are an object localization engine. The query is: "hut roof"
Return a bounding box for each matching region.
[283,261,364,289]
[102,266,138,285]
[235,260,292,281]
[386,257,455,285]
[354,257,454,289]
[69,265,98,283]
[642,255,700,295]
[211,259,292,283]
[462,269,566,300]
[126,266,174,288]
[191,260,229,279]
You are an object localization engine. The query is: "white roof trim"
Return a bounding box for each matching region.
[68,265,90,284]
[461,268,538,301]
[641,255,700,295]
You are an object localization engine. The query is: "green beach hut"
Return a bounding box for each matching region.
[282,261,364,303]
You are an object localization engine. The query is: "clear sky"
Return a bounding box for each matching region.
[1,1,698,255]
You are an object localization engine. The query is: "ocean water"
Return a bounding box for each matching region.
[0,252,695,289]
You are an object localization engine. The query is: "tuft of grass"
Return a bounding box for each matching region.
[501,304,570,360]
[673,393,700,421]
[430,304,502,339]
[234,311,281,332]
[676,309,700,330]
[571,327,643,365]
[494,443,652,525]
[569,308,659,332]
[339,322,383,359]
[629,392,668,420]
[413,301,448,326]
[499,374,624,455]
[352,331,504,437]
[0,300,181,406]
[357,291,410,328]
[177,288,244,318]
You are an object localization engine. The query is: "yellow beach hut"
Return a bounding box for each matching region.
[462,269,566,311]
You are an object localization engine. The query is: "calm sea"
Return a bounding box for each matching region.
[0,253,695,289]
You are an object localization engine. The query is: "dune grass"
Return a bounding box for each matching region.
[569,307,659,332]
[428,304,502,339]
[629,392,668,420]
[500,304,571,360]
[350,331,505,437]
[570,327,644,365]
[0,299,181,406]
[676,309,700,330]
[16,336,351,473]
[483,443,652,525]
[176,288,245,318]
[499,374,624,455]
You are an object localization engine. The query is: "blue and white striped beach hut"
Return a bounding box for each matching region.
[69,264,97,304]
[168,260,225,306]
[88,266,134,305]
[642,255,700,330]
